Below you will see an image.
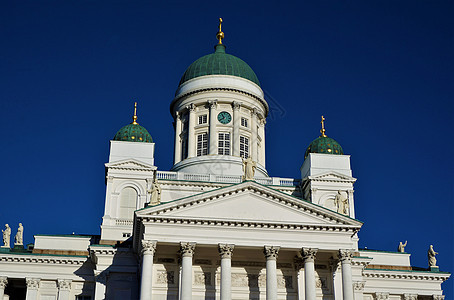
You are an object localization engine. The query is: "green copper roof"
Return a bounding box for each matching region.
[114,123,153,143]
[305,136,344,159]
[179,44,260,86]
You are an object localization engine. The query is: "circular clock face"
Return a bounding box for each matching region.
[217,111,232,124]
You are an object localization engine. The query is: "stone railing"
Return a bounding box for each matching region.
[156,171,300,187]
[116,219,133,226]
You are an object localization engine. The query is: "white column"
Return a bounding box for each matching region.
[94,271,108,300]
[302,248,318,300]
[0,276,7,300]
[218,244,234,300]
[140,240,157,300]
[174,111,182,164]
[432,295,445,300]
[259,119,266,166]
[187,104,196,158]
[25,278,40,300]
[208,101,218,155]
[232,102,241,157]
[294,259,304,300]
[264,246,280,300]
[250,108,258,161]
[180,242,196,300]
[57,279,72,300]
[338,249,354,300]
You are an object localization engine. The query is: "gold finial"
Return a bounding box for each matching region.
[216,17,224,44]
[320,115,327,137]
[132,102,138,125]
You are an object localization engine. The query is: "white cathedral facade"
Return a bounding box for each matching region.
[0,23,449,300]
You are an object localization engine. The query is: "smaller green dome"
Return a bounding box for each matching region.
[114,123,153,143]
[305,136,344,159]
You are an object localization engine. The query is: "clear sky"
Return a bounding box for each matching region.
[1,0,452,295]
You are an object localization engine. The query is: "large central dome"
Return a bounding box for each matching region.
[179,44,260,87]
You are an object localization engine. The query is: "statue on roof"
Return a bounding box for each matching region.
[334,191,349,215]
[428,245,438,267]
[2,224,11,248]
[398,241,407,253]
[149,171,162,206]
[14,223,23,246]
[242,156,256,181]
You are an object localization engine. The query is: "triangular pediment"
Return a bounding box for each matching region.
[137,181,362,228]
[308,171,356,182]
[105,158,156,170]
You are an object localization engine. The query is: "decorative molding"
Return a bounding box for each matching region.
[179,242,196,257]
[57,279,72,291]
[232,101,241,110]
[208,100,218,109]
[156,271,175,285]
[338,249,354,263]
[432,296,445,300]
[403,294,417,300]
[25,278,40,290]
[141,240,157,256]
[0,255,86,265]
[218,243,234,259]
[0,277,7,289]
[264,246,280,260]
[277,275,293,289]
[363,271,450,281]
[302,248,318,262]
[194,272,211,286]
[353,281,365,291]
[186,103,196,112]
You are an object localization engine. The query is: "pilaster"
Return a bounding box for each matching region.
[209,100,218,155]
[0,276,7,300]
[187,104,196,158]
[57,279,72,300]
[25,278,40,300]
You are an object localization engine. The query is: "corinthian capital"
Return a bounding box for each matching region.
[301,248,318,262]
[0,277,7,289]
[263,246,280,260]
[218,243,234,259]
[186,103,196,112]
[141,240,157,256]
[57,279,72,291]
[180,242,196,257]
[338,249,354,263]
[25,278,40,290]
[208,100,217,108]
[375,292,390,300]
[232,101,241,110]
[403,294,418,300]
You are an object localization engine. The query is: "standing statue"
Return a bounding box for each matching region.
[149,175,162,206]
[428,245,438,267]
[2,224,11,248]
[15,223,23,246]
[334,191,349,215]
[398,241,407,253]
[242,156,256,181]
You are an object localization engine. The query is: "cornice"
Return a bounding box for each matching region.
[0,254,87,265]
[363,269,450,281]
[141,216,359,233]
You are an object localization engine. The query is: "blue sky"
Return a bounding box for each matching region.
[1,0,452,295]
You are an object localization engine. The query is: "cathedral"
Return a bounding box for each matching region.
[0,20,449,300]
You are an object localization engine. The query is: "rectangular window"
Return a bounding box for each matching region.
[218,132,230,155]
[241,117,248,128]
[196,133,208,156]
[198,114,207,124]
[240,136,249,158]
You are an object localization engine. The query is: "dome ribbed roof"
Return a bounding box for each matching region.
[113,123,153,143]
[179,44,260,86]
[305,136,344,159]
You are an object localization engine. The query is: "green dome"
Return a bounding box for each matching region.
[305,136,344,159]
[113,123,153,143]
[179,44,260,86]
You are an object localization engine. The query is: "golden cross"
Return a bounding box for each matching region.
[132,102,138,124]
[217,17,224,44]
[320,115,327,137]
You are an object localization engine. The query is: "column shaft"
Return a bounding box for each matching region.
[174,112,182,164]
[209,101,217,155]
[140,240,157,300]
[339,249,354,300]
[232,102,240,157]
[264,246,280,300]
[180,242,196,300]
[251,109,258,161]
[302,248,318,300]
[187,105,196,158]
[219,244,234,300]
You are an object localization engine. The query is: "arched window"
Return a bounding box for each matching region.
[119,187,137,219]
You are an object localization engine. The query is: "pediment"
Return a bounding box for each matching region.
[105,158,156,170]
[308,171,356,182]
[137,181,362,228]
